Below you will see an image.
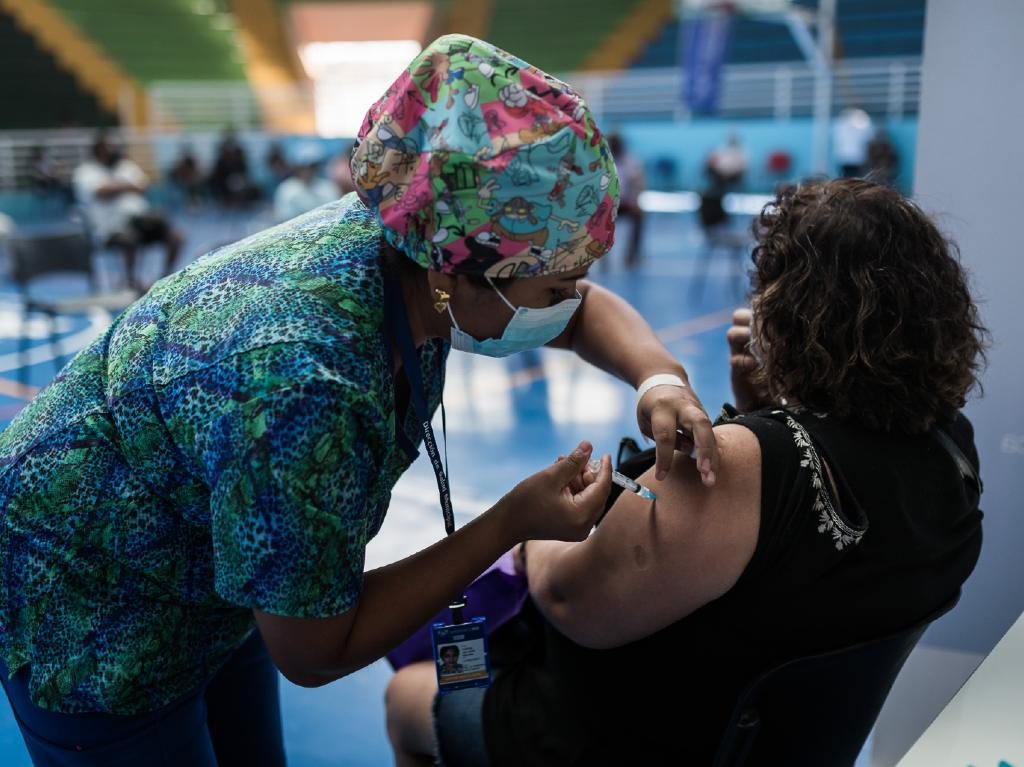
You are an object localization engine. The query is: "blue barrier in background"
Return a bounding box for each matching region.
[612,117,918,193]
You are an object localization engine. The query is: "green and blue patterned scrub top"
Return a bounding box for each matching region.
[0,195,448,714]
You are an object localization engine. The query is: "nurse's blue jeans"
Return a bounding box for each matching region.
[0,630,286,766]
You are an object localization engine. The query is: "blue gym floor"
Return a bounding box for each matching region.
[0,208,749,765]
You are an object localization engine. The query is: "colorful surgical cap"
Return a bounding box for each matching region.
[351,34,619,278]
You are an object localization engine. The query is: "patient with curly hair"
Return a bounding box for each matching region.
[385,178,988,767]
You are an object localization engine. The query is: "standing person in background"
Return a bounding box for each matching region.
[706,132,748,190]
[273,143,338,222]
[866,128,900,187]
[73,133,183,290]
[607,133,646,269]
[833,108,874,178]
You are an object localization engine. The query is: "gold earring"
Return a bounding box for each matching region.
[433,289,451,314]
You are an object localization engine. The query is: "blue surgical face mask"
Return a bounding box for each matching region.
[448,277,582,358]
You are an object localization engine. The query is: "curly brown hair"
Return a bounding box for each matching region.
[750,178,988,433]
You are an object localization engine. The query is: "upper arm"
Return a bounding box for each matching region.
[532,423,761,648]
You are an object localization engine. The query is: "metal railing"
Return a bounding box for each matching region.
[568,57,921,123]
[0,56,920,192]
[0,128,248,192]
[0,130,97,193]
[146,81,315,132]
[142,57,919,133]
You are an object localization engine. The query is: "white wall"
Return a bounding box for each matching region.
[872,1,1024,762]
[913,0,1024,656]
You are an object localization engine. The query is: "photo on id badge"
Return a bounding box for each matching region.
[431,619,491,694]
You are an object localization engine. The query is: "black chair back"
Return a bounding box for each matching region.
[7,231,94,290]
[712,596,958,767]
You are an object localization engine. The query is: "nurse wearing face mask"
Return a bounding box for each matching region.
[0,35,718,765]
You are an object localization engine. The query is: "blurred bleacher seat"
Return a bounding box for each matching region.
[0,11,114,130]
[47,0,245,82]
[630,0,925,69]
[471,0,649,73]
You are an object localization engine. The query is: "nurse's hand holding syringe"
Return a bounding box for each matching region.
[587,460,657,501]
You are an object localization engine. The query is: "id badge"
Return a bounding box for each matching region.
[430,617,492,694]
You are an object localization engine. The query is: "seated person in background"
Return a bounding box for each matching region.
[208,129,261,207]
[272,143,338,222]
[265,141,292,192]
[706,132,748,190]
[329,142,357,197]
[606,133,646,268]
[28,145,74,206]
[385,178,987,766]
[168,145,204,209]
[73,133,183,290]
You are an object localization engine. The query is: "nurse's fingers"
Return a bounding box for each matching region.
[678,402,718,487]
[555,454,591,494]
[574,454,612,524]
[651,407,680,482]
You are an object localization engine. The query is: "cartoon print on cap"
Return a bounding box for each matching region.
[352,34,620,277]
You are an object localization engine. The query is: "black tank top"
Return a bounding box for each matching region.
[481,406,983,766]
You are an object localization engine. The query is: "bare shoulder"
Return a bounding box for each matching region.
[661,422,761,503]
[634,422,759,563]
[571,423,762,647]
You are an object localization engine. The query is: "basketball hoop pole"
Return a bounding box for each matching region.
[678,0,836,174]
[751,1,836,174]
[809,0,835,174]
[777,0,836,173]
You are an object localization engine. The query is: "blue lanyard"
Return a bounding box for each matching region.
[383,275,456,536]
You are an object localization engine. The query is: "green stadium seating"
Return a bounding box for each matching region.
[484,0,647,73]
[0,10,115,129]
[48,0,247,83]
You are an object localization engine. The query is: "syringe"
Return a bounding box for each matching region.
[588,459,657,501]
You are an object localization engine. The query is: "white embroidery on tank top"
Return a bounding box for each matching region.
[776,411,866,550]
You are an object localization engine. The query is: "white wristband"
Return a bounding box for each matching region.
[636,373,687,403]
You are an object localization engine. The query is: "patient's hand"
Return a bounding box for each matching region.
[728,308,770,412]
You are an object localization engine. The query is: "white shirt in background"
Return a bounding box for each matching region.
[274,177,338,222]
[709,145,748,180]
[73,159,150,242]
[833,109,874,167]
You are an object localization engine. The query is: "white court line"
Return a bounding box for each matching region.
[0,378,39,399]
[638,190,773,216]
[656,307,737,344]
[0,308,110,373]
